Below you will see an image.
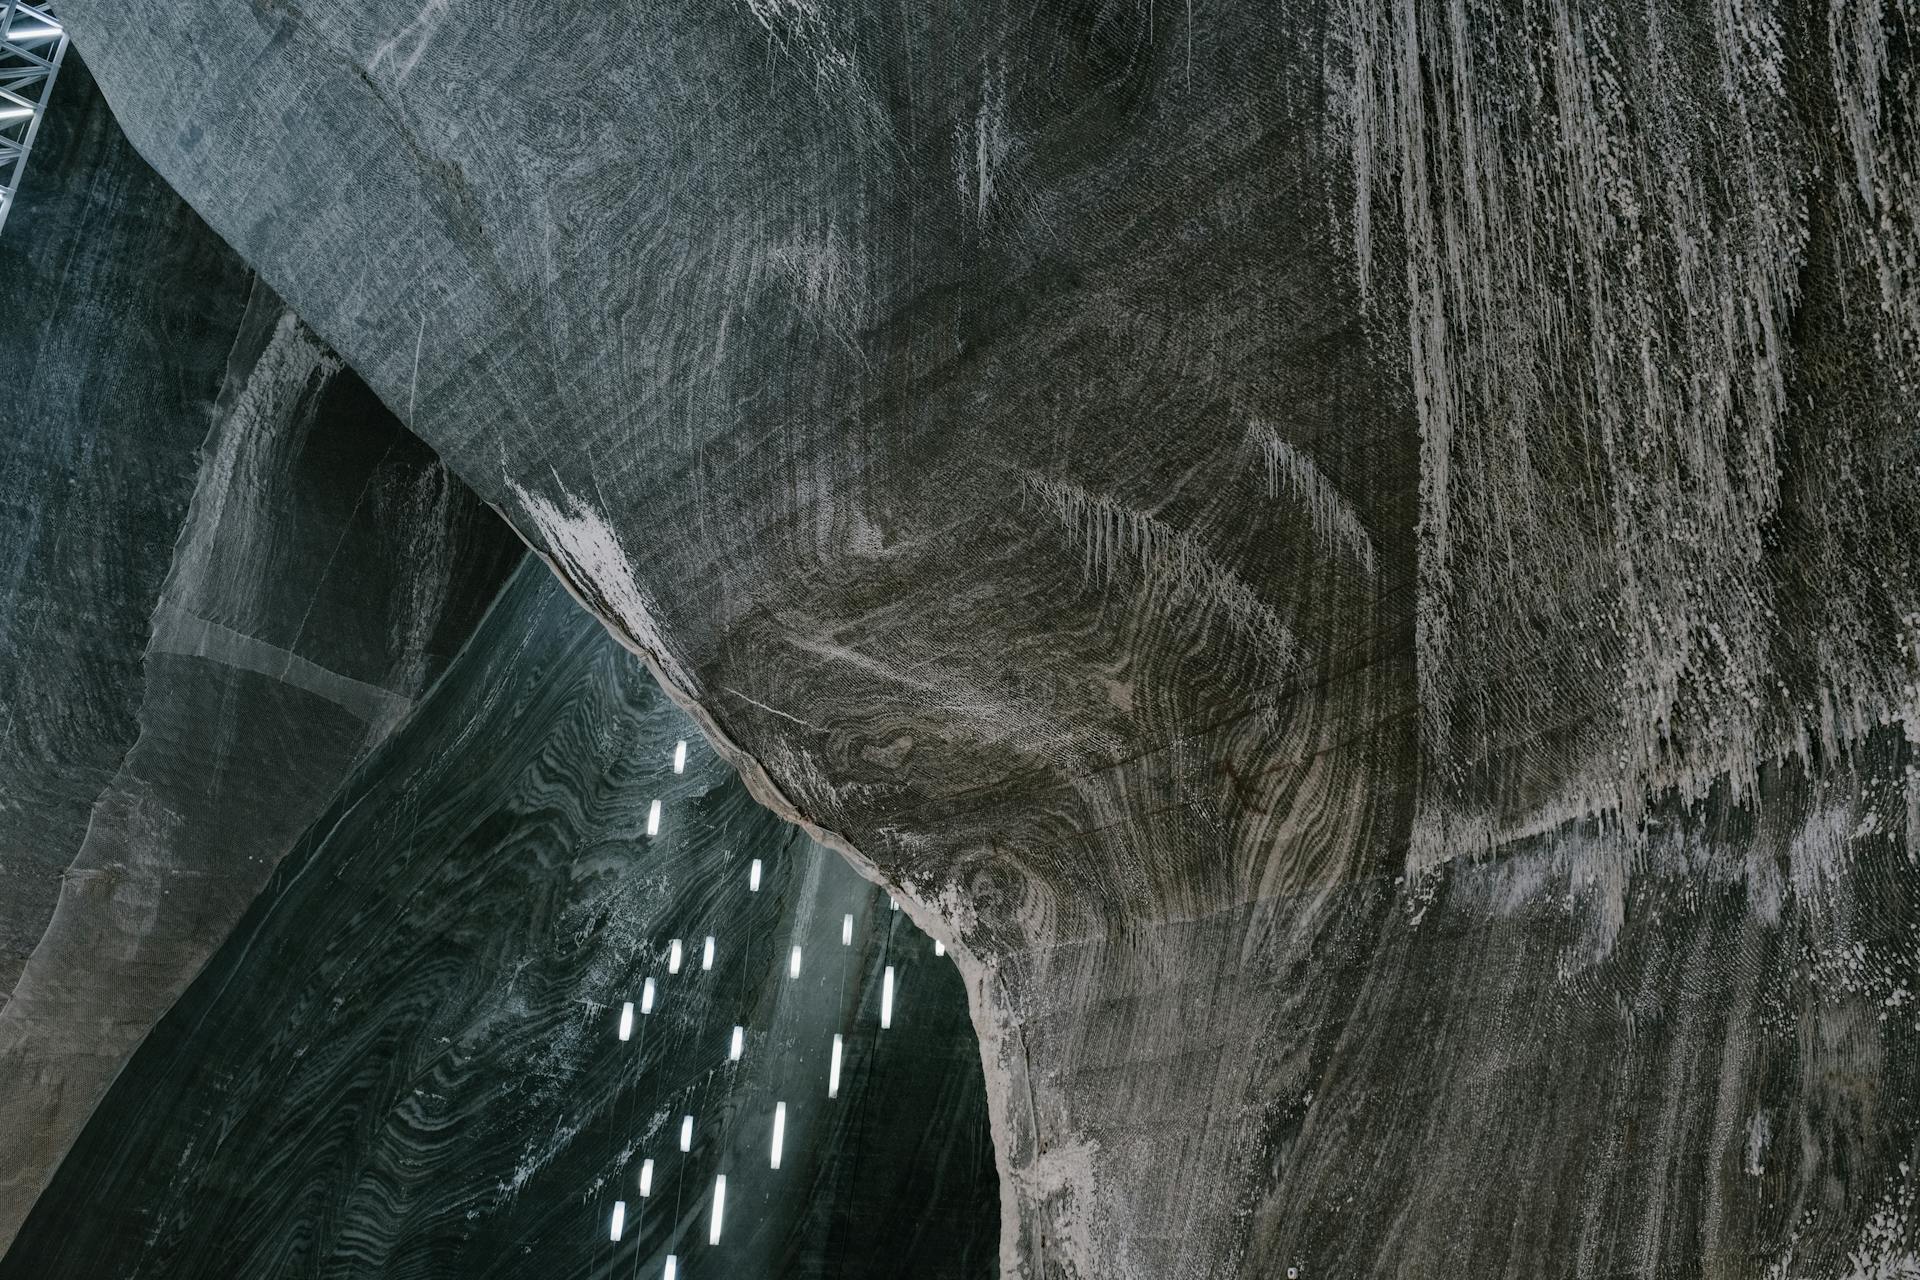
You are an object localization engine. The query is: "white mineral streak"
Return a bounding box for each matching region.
[1828,0,1920,350]
[170,311,340,624]
[1334,0,1920,871]
[365,0,452,83]
[1244,422,1378,577]
[1765,1170,1920,1279]
[764,228,864,342]
[1744,1112,1769,1177]
[954,60,1012,223]
[1787,805,1856,911]
[507,479,698,698]
[149,607,411,728]
[1022,474,1301,677]
[735,0,884,144]
[1007,1133,1102,1277]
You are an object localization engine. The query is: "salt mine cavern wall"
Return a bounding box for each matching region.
[12,0,1920,1273]
[0,58,524,1250]
[1,559,1001,1279]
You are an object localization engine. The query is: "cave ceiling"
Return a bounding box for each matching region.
[4,0,1920,1275]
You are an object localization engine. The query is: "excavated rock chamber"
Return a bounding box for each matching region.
[5,0,1920,1275]
[1,55,998,1280]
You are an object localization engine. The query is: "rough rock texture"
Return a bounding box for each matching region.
[0,61,524,1249]
[1,562,998,1279]
[0,57,254,1003]
[44,0,1920,1275]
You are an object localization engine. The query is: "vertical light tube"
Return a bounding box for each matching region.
[673,740,687,773]
[771,1101,787,1169]
[639,1159,654,1197]
[934,940,946,956]
[646,799,662,836]
[828,1033,843,1098]
[748,859,762,891]
[709,1175,727,1245]
[881,966,895,1029]
[889,896,898,911]
[729,1025,744,1061]
[618,1001,634,1041]
[668,939,683,974]
[609,1200,626,1241]
[702,936,715,970]
[788,945,802,979]
[663,1256,677,1280]
[841,914,853,945]
[679,1114,693,1151]
[641,977,656,1014]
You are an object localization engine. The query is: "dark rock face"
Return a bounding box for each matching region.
[0,56,254,1003]
[1,562,999,1280]
[0,60,524,1248]
[35,0,1920,1275]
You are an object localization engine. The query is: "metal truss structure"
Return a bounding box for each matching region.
[0,0,68,237]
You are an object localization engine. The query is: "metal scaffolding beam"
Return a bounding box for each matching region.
[0,0,68,237]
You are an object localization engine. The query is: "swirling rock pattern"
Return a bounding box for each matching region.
[0,62,524,1251]
[27,0,1920,1274]
[1,562,999,1279]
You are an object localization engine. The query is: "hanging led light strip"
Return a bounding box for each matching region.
[0,0,68,237]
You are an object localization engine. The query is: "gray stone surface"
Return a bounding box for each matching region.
[1,561,999,1279]
[0,59,524,1250]
[32,0,1920,1275]
[0,56,254,1003]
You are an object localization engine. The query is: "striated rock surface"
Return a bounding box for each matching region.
[0,56,254,1004]
[1,561,998,1279]
[0,60,524,1251]
[32,0,1920,1275]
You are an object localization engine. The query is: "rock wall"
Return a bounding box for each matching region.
[0,57,254,1005]
[42,0,1920,1275]
[0,61,523,1249]
[1,561,999,1279]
